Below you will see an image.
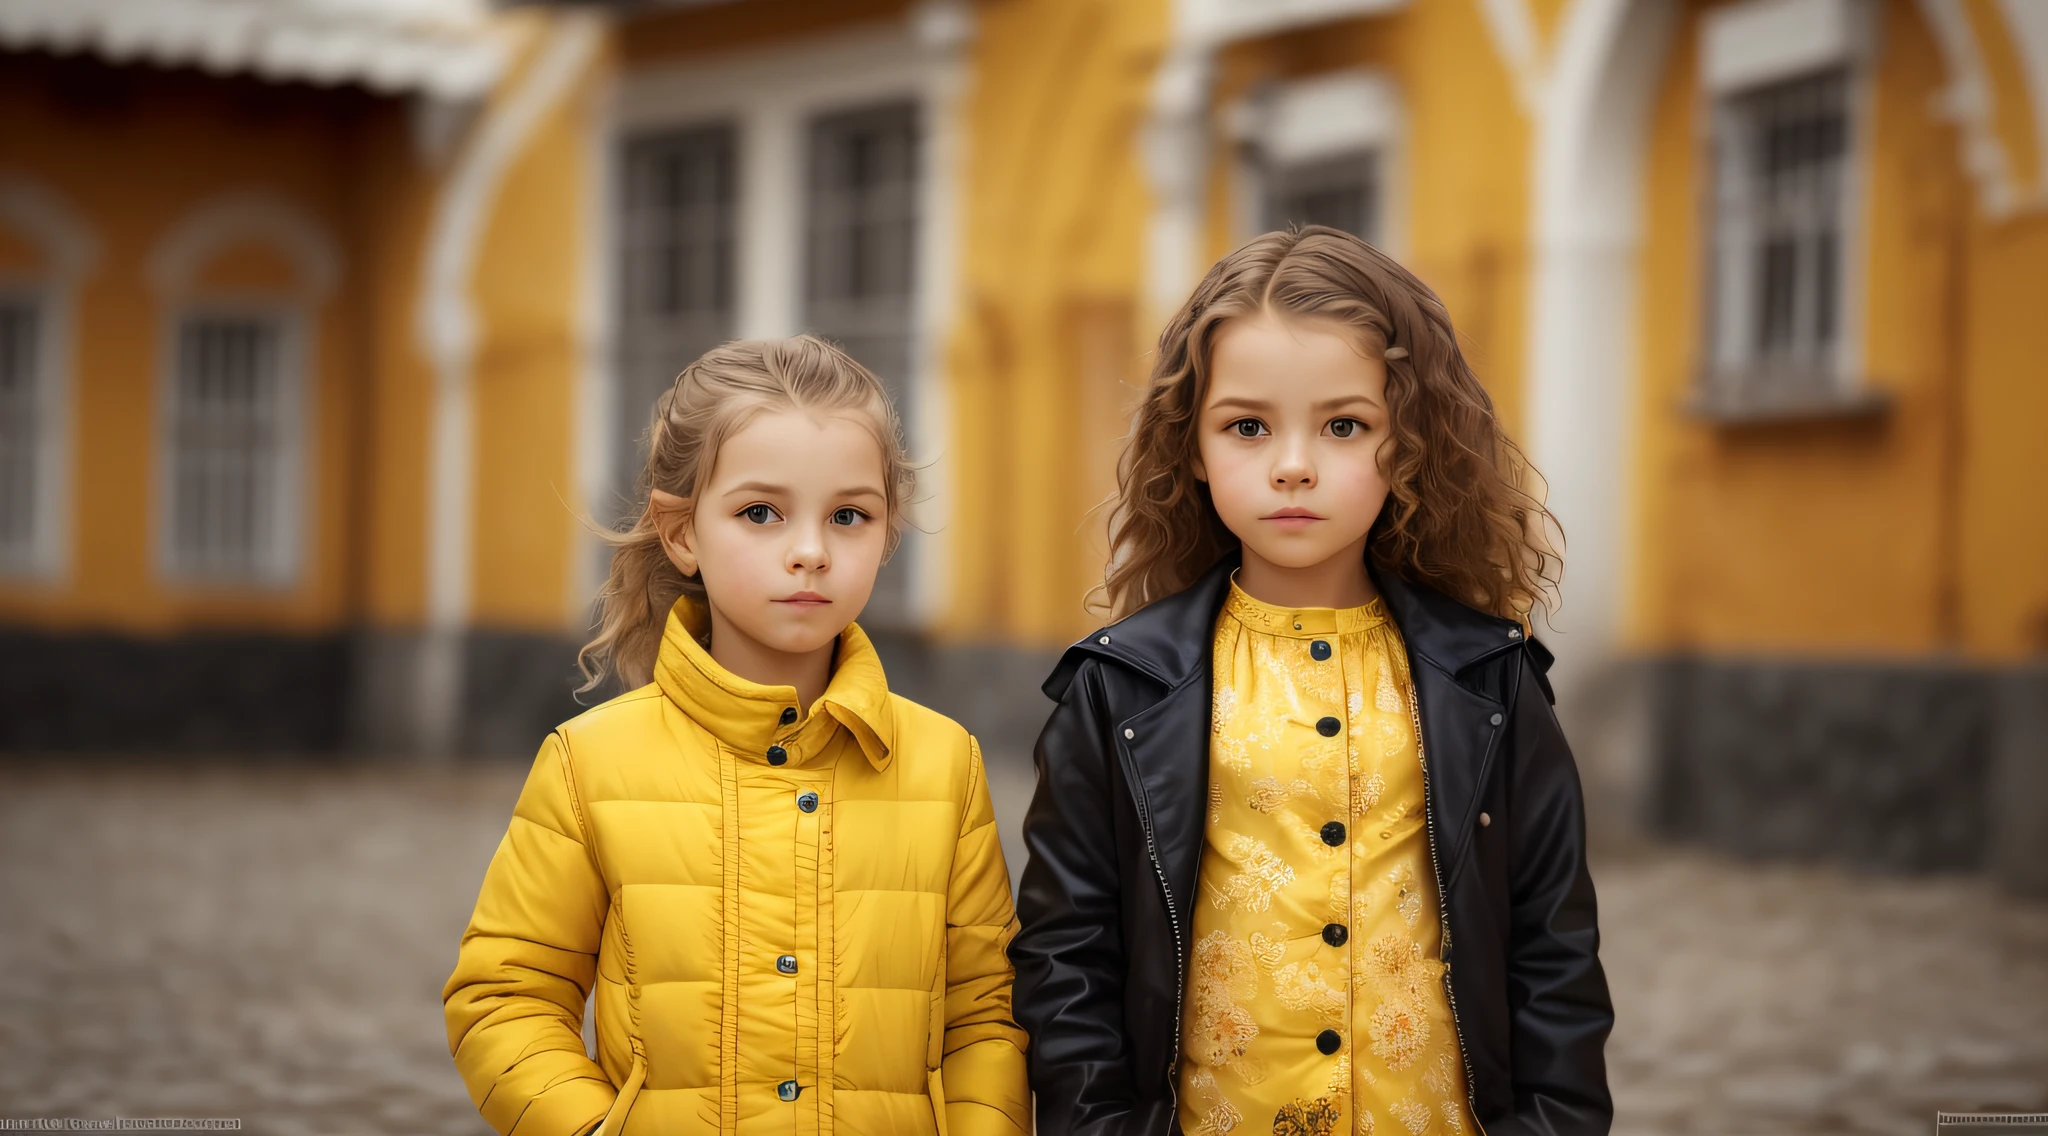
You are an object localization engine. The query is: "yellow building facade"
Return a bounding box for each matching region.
[1,0,2042,882]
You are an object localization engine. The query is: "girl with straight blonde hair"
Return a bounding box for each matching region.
[446,335,1029,1136]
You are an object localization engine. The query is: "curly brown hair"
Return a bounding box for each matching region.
[1098,226,1560,621]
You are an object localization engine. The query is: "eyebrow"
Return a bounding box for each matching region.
[1207,393,1382,413]
[720,481,886,498]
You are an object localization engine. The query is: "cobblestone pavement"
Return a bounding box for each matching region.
[3,759,2044,1135]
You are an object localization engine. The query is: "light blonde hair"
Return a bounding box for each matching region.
[1100,227,1560,620]
[578,335,915,694]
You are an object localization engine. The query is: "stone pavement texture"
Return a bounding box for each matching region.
[2,758,2043,1135]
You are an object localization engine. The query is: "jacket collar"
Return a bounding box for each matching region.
[1045,552,1529,698]
[654,595,896,770]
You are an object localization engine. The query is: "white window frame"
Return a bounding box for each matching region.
[1696,0,1881,416]
[1224,68,1408,258]
[594,11,969,630]
[0,284,60,580]
[154,298,312,588]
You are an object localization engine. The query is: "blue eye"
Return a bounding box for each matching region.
[740,504,780,524]
[831,507,868,526]
[1231,419,1268,438]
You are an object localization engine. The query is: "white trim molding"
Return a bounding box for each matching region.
[1918,0,2024,219]
[1223,67,1410,257]
[413,10,602,752]
[0,174,98,582]
[1701,0,1876,95]
[147,191,341,301]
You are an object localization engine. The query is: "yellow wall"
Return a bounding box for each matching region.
[942,0,1170,643]
[0,63,395,634]
[1205,0,1536,433]
[1627,0,2048,659]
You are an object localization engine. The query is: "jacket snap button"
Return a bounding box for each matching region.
[797,792,818,813]
[1322,922,1348,947]
[1316,716,1341,737]
[1123,728,1135,740]
[776,954,798,974]
[1509,627,1522,638]
[1310,640,1331,661]
[777,1080,801,1101]
[1098,635,1111,645]
[1315,1029,1342,1055]
[1320,821,1346,847]
[779,707,798,726]
[1489,713,1503,726]
[766,745,788,766]
[1478,812,1491,827]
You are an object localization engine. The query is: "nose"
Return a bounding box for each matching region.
[1272,435,1316,489]
[786,517,830,574]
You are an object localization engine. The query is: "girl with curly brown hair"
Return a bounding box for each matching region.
[1009,227,1613,1136]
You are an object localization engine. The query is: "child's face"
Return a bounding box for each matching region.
[667,409,891,656]
[1194,311,1393,576]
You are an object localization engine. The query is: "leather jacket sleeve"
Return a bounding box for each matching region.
[1497,652,1616,1136]
[1009,659,1141,1136]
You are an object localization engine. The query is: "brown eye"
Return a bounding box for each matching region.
[1329,418,1363,439]
[831,507,867,526]
[740,504,780,524]
[1232,419,1268,438]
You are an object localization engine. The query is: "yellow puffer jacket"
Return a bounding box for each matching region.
[443,599,1030,1136]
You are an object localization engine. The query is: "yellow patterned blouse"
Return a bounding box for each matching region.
[1177,581,1478,1136]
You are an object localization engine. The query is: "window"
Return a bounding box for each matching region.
[0,295,45,575]
[614,123,737,511]
[804,101,920,417]
[163,312,302,584]
[804,101,921,626]
[1705,69,1855,399]
[1264,151,1381,244]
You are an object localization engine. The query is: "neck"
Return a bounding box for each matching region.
[1234,536,1379,610]
[702,602,837,712]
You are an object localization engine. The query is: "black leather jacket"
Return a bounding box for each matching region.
[1009,556,1613,1136]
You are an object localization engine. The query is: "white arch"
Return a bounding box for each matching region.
[1523,0,1678,691]
[146,192,341,300]
[0,173,97,581]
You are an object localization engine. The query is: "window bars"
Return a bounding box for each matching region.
[614,123,738,514]
[1706,69,1853,408]
[0,298,42,575]
[1264,150,1382,247]
[165,314,295,584]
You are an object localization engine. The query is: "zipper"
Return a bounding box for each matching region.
[1122,729,1186,1135]
[1409,683,1488,1136]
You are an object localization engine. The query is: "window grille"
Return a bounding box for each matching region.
[614,123,737,512]
[0,297,44,574]
[803,100,921,626]
[164,313,298,583]
[1264,151,1381,245]
[1707,69,1852,395]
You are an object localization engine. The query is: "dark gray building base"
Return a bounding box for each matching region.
[1643,654,2047,895]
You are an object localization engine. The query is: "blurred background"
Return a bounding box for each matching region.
[1,0,2045,1132]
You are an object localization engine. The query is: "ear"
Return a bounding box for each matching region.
[648,488,698,578]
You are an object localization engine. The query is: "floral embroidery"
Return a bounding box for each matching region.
[1273,960,1347,1022]
[1438,1101,1467,1133]
[1192,1099,1244,1135]
[1358,1107,1376,1135]
[1270,1095,1343,1136]
[1248,776,1310,812]
[1210,780,1226,824]
[1376,665,1403,713]
[1215,834,1294,912]
[1248,930,1287,972]
[1388,864,1423,928]
[1391,1097,1433,1135]
[1367,998,1429,1069]
[1354,771,1386,816]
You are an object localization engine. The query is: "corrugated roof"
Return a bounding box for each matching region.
[0,0,512,99]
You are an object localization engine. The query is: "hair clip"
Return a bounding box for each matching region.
[1382,346,1409,360]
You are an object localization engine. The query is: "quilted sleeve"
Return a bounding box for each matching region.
[939,735,1032,1136]
[443,733,615,1136]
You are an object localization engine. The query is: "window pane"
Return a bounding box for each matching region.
[0,300,41,569]
[169,315,285,582]
[1710,69,1850,384]
[1265,151,1380,245]
[804,100,921,626]
[615,123,738,513]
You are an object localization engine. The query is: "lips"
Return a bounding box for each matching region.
[1263,508,1324,521]
[777,591,831,606]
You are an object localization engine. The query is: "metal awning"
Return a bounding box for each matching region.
[0,0,511,100]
